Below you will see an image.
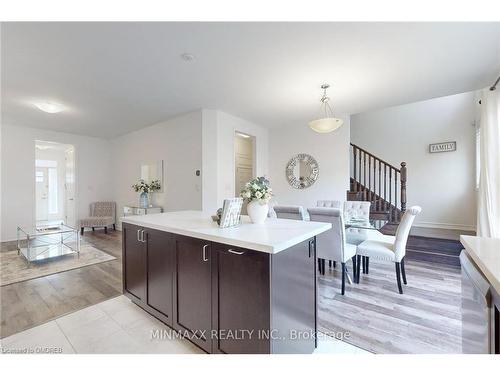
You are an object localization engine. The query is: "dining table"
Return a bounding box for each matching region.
[342,218,388,283]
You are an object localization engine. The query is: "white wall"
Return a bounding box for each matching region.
[201,110,219,213]
[351,91,477,230]
[1,124,113,241]
[202,110,269,213]
[111,111,203,227]
[268,116,351,209]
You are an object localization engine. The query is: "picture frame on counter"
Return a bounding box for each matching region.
[219,198,243,228]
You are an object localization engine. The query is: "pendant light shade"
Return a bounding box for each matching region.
[308,84,343,133]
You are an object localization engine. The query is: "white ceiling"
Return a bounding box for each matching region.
[2,22,499,138]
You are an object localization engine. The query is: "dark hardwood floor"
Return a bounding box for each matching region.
[318,257,462,353]
[0,230,122,339]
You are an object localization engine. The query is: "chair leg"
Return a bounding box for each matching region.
[395,262,403,294]
[321,259,326,275]
[113,224,116,231]
[362,256,366,274]
[329,260,332,268]
[401,257,407,285]
[104,226,108,234]
[356,255,361,283]
[341,262,346,295]
[366,257,369,274]
[351,256,357,281]
[80,227,84,236]
[333,261,336,269]
[92,227,95,231]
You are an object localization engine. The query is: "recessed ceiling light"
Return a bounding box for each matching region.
[34,101,65,114]
[180,53,195,62]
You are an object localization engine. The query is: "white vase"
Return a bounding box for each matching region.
[247,201,269,224]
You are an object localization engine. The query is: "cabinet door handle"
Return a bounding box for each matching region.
[141,230,146,243]
[308,239,315,258]
[202,244,209,262]
[137,229,141,242]
[228,249,245,255]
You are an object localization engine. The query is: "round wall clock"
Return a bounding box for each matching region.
[285,154,319,189]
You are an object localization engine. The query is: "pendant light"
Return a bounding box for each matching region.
[308,84,343,133]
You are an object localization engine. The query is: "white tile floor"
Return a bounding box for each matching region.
[0,295,371,354]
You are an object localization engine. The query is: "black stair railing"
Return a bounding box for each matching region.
[350,143,407,222]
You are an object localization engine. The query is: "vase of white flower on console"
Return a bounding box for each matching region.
[132,179,161,208]
[240,176,273,224]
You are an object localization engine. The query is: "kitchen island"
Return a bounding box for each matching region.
[460,235,500,354]
[121,210,331,354]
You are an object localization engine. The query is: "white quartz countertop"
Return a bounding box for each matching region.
[460,235,500,293]
[121,210,331,254]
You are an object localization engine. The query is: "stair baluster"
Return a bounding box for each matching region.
[348,143,406,223]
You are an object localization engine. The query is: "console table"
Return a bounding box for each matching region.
[123,206,163,216]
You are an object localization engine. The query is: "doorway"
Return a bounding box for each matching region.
[234,131,255,214]
[35,141,76,228]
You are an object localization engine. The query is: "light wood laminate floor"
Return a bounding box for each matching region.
[1,230,122,339]
[318,258,462,354]
[2,231,463,354]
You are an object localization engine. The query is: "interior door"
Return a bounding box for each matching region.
[64,147,76,227]
[35,167,49,221]
[234,135,254,214]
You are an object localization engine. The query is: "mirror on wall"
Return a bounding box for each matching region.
[140,160,164,192]
[286,154,319,189]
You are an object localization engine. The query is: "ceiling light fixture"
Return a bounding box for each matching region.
[308,84,343,133]
[34,101,65,114]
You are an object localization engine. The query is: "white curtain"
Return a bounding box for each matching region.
[477,87,500,237]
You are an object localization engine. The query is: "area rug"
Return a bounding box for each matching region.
[0,243,116,286]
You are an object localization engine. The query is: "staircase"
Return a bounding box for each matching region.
[348,143,407,223]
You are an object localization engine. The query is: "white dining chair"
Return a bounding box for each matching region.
[343,201,380,274]
[317,200,342,208]
[356,206,422,294]
[343,201,371,221]
[307,207,357,295]
[273,205,307,221]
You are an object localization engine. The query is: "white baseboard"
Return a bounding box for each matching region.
[1,237,17,243]
[413,221,476,231]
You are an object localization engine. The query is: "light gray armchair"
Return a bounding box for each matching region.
[80,201,116,235]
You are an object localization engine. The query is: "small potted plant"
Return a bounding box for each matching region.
[240,176,273,224]
[132,179,161,208]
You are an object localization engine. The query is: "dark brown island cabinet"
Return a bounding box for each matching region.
[122,222,318,354]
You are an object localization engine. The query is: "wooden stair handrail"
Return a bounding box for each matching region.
[349,143,407,221]
[350,143,400,172]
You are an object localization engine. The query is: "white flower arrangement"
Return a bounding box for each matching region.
[132,179,161,194]
[240,176,273,204]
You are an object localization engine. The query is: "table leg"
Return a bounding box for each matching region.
[17,227,20,255]
[26,234,31,268]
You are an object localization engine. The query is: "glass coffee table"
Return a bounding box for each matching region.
[17,224,80,267]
